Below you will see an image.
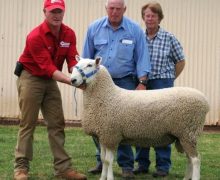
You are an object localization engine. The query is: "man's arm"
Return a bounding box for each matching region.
[134,27,151,90]
[175,60,185,78]
[52,70,71,85]
[82,29,95,59]
[136,75,148,90]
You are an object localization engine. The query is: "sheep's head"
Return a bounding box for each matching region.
[71,55,102,89]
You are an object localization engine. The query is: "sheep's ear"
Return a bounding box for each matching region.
[95,56,102,67]
[75,55,81,62]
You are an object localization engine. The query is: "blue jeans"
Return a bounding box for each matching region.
[135,78,174,172]
[93,75,138,170]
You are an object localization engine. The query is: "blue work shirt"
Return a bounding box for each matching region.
[82,16,151,78]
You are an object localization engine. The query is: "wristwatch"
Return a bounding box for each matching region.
[139,79,148,86]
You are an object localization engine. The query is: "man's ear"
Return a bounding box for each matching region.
[75,55,81,62]
[124,6,127,13]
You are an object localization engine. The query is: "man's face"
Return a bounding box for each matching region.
[44,8,64,27]
[143,8,160,30]
[106,0,126,27]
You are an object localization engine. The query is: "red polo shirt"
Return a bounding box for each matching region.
[19,20,78,78]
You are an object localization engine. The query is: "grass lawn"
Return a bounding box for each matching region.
[0,125,219,180]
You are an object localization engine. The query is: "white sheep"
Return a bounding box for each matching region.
[71,56,210,180]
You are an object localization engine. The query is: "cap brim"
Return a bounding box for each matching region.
[46,5,65,11]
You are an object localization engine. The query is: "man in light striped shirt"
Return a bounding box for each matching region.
[134,2,185,178]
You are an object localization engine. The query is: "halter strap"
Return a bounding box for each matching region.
[75,65,99,80]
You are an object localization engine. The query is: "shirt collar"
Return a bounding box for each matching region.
[146,26,163,40]
[103,16,126,30]
[156,27,164,39]
[41,20,66,36]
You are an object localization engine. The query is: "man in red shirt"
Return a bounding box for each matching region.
[14,0,87,180]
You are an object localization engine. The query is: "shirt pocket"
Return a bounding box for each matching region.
[94,39,108,52]
[117,39,135,61]
[156,49,172,73]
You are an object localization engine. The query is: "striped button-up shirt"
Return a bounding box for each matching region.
[146,27,185,80]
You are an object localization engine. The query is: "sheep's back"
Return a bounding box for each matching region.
[112,87,209,147]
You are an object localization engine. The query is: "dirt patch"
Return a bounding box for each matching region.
[203,125,220,133]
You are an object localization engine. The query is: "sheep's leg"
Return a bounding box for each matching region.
[106,148,114,180]
[180,140,200,180]
[183,155,193,180]
[100,145,107,180]
[191,156,200,180]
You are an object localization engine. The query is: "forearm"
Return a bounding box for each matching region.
[52,70,71,85]
[136,75,148,90]
[175,60,185,78]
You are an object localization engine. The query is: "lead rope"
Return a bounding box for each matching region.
[73,87,78,116]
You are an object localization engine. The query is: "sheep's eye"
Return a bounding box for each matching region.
[87,64,93,67]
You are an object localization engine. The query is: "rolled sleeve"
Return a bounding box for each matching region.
[135,30,151,78]
[171,36,185,63]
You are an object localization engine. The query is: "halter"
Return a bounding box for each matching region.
[75,65,99,83]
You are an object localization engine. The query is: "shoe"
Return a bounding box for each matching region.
[14,169,28,180]
[133,167,148,174]
[55,169,87,180]
[88,163,102,174]
[152,170,168,177]
[122,169,135,179]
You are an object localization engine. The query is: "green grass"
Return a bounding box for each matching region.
[0,125,220,180]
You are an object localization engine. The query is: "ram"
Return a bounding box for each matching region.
[71,56,209,180]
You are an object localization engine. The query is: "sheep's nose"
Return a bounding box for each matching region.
[71,79,77,84]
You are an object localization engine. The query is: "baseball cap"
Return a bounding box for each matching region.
[44,0,65,11]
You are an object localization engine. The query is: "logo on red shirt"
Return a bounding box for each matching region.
[51,0,62,3]
[60,41,70,48]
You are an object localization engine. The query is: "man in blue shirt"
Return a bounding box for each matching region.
[82,0,151,178]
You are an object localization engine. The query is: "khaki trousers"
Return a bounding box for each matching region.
[15,70,72,174]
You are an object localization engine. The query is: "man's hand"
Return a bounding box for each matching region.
[136,83,146,90]
[78,84,87,90]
